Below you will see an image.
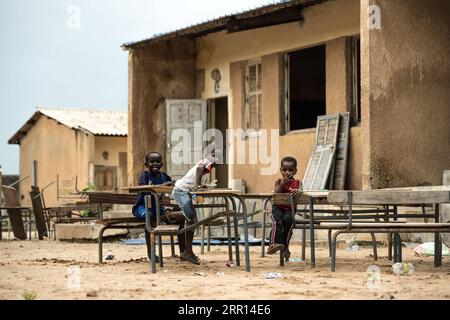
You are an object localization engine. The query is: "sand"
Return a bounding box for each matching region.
[1,239,449,300]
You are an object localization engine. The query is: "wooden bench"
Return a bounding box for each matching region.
[84,192,143,263]
[325,190,450,271]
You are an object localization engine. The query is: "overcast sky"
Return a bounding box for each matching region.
[0,0,271,174]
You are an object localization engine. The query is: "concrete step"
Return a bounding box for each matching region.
[55,223,128,240]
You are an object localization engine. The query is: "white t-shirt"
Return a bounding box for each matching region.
[174,159,213,191]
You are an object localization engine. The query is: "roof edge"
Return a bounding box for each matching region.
[121,0,329,50]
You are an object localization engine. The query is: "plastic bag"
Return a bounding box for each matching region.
[414,242,450,256]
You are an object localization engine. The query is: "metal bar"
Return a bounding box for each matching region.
[230,197,241,267]
[348,191,353,228]
[434,204,441,268]
[235,193,251,272]
[309,197,315,268]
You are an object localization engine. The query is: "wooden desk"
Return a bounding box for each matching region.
[190,189,251,272]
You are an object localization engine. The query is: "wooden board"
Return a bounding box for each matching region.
[122,185,174,194]
[330,112,350,190]
[315,114,340,149]
[328,190,450,205]
[302,147,336,191]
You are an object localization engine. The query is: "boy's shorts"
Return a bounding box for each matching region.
[172,188,197,224]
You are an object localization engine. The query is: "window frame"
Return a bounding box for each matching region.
[281,45,327,134]
[244,59,262,137]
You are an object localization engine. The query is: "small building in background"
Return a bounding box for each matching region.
[8,107,128,206]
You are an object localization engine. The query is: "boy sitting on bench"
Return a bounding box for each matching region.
[132,151,185,262]
[267,156,302,260]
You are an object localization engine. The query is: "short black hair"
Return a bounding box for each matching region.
[280,156,297,168]
[145,151,162,162]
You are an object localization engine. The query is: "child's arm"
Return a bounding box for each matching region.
[194,164,208,189]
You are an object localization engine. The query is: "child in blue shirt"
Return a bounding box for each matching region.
[132,152,186,261]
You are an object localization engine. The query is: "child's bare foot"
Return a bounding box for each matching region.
[267,244,285,255]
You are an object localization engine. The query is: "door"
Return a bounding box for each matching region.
[94,166,117,191]
[165,99,207,180]
[208,97,228,188]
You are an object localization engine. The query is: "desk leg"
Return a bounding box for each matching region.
[226,216,233,262]
[434,204,442,268]
[235,195,250,272]
[309,198,315,268]
[229,197,241,266]
[261,204,267,257]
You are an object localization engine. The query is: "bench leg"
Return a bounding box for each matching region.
[328,229,332,257]
[370,232,378,261]
[302,229,306,261]
[158,235,164,268]
[170,235,175,257]
[261,211,267,257]
[200,225,205,255]
[233,216,240,267]
[226,217,233,262]
[387,233,393,260]
[150,233,156,273]
[331,231,340,272]
[279,250,284,267]
[98,226,108,264]
[393,233,398,262]
[394,233,402,263]
[434,233,442,268]
[207,225,211,252]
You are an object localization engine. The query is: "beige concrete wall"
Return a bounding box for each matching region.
[94,136,127,166]
[361,0,450,189]
[127,0,362,189]
[195,0,361,192]
[230,50,362,193]
[128,37,197,185]
[197,0,360,99]
[18,116,95,207]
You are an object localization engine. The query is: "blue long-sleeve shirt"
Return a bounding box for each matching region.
[132,170,172,215]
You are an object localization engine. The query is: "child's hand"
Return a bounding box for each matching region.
[292,189,302,199]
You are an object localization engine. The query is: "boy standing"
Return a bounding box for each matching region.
[267,156,302,260]
[172,149,220,264]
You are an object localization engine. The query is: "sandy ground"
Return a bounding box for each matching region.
[1,238,450,300]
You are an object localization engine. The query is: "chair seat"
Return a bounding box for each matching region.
[152,225,180,235]
[96,217,144,225]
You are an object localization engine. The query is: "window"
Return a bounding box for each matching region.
[244,61,262,130]
[284,45,326,132]
[350,36,361,125]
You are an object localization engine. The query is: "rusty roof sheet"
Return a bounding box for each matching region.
[122,0,329,50]
[8,107,127,144]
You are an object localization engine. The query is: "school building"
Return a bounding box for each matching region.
[8,107,128,206]
[122,0,450,193]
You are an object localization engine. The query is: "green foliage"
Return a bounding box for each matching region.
[80,210,96,217]
[22,291,37,300]
[82,183,96,192]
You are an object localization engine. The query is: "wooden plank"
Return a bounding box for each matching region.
[303,148,336,190]
[304,114,339,191]
[332,112,350,190]
[320,222,450,228]
[122,185,174,194]
[315,114,340,149]
[328,190,450,205]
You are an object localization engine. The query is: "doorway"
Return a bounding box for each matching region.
[207,97,228,188]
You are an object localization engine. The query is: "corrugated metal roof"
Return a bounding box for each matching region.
[122,0,328,50]
[8,107,127,144]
